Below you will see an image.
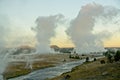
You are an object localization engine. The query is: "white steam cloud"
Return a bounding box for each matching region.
[67,3,120,53]
[34,14,64,53]
[0,14,10,79]
[33,3,120,54]
[0,15,10,49]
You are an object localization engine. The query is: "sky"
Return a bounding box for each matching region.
[0,0,120,49]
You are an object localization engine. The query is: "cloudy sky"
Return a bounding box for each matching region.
[0,0,120,51]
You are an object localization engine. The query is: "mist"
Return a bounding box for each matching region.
[33,14,64,53]
[0,14,11,79]
[0,14,10,49]
[67,3,120,53]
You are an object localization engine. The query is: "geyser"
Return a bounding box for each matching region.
[0,15,10,80]
[67,3,120,53]
[34,14,64,53]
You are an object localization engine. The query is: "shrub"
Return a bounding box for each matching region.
[94,58,97,61]
[107,54,112,63]
[85,57,89,62]
[64,75,71,79]
[69,55,72,58]
[75,55,80,59]
[100,60,105,64]
[114,50,120,62]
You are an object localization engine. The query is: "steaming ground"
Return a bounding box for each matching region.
[3,53,92,79]
[0,2,120,80]
[1,49,103,80]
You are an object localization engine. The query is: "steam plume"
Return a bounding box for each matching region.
[0,14,10,79]
[0,15,10,48]
[67,3,120,53]
[34,14,64,53]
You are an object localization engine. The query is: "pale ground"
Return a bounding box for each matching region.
[3,53,89,79]
[4,53,93,78]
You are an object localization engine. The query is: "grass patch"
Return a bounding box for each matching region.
[3,61,55,79]
[50,58,120,80]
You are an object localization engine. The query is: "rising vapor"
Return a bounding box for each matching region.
[67,3,120,53]
[0,14,10,78]
[0,15,10,49]
[34,14,64,53]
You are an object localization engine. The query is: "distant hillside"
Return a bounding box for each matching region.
[50,45,74,53]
